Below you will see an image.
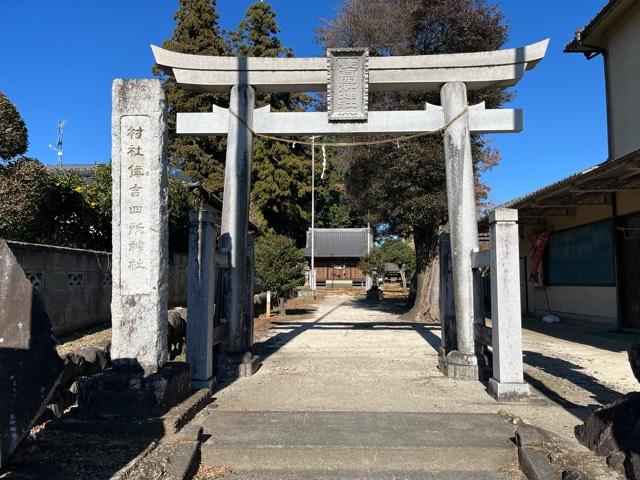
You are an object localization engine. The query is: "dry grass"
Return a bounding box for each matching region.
[56,324,111,356]
[195,465,234,479]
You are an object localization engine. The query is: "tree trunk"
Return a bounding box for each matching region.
[404,224,439,322]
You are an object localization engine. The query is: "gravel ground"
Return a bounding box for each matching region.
[56,324,112,357]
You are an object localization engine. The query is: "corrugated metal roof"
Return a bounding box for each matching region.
[303,228,371,258]
[478,148,640,229]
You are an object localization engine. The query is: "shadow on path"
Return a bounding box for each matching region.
[349,297,413,315]
[524,350,623,404]
[253,299,442,365]
[523,316,633,353]
[523,350,626,422]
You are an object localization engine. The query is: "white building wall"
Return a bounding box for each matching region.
[604,1,640,159]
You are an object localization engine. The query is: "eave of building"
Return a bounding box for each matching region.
[479,148,640,230]
[189,183,260,233]
[565,0,635,54]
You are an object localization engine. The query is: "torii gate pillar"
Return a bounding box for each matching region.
[220,84,256,354]
[441,81,483,380]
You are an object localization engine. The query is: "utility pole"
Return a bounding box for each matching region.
[310,136,318,295]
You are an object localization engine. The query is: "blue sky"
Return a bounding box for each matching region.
[1,0,607,205]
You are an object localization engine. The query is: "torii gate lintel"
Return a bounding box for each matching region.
[175,102,524,137]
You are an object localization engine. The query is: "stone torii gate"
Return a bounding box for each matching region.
[152,40,548,398]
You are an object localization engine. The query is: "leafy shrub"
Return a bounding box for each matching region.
[0,160,192,252]
[0,91,28,162]
[254,232,305,299]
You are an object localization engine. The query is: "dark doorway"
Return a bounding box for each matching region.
[622,214,640,329]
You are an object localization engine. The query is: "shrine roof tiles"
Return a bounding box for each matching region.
[303,228,372,258]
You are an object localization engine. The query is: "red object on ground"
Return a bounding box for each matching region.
[529,229,551,284]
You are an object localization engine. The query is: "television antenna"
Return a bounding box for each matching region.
[48,120,66,168]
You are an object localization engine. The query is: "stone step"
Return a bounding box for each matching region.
[222,470,513,480]
[200,411,518,476]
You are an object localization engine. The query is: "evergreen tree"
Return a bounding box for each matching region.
[254,232,305,300]
[315,160,360,228]
[155,0,229,194]
[234,2,358,245]
[233,2,291,58]
[157,1,360,244]
[233,2,310,244]
[0,91,28,162]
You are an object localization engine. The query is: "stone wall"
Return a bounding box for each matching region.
[168,253,188,308]
[5,241,187,336]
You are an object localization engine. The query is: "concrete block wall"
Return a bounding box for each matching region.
[5,241,187,336]
[169,252,188,307]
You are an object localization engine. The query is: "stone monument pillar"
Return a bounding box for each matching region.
[187,209,217,390]
[488,208,529,400]
[111,79,169,374]
[441,81,483,380]
[79,80,189,417]
[220,83,256,354]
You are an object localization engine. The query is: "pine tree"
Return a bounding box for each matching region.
[234,2,308,243]
[155,0,229,194]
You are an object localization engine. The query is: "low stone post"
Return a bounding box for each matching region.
[266,291,271,320]
[488,208,529,401]
[366,228,374,291]
[111,79,169,374]
[187,209,217,391]
[244,233,256,350]
[441,81,483,380]
[220,83,256,354]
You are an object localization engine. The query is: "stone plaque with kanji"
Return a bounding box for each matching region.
[327,48,369,122]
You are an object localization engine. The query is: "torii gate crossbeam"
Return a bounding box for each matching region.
[176,104,523,136]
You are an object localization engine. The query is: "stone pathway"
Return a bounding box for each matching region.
[194,294,531,479]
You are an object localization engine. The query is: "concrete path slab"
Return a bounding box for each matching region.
[200,411,518,476]
[203,411,514,449]
[194,294,582,478]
